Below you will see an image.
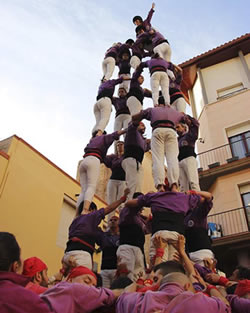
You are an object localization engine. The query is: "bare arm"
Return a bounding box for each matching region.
[209,287,230,307]
[117,128,128,136]
[104,188,129,215]
[132,110,144,123]
[186,190,212,203]
[176,235,196,279]
[125,199,139,208]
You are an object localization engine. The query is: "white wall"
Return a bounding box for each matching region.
[192,75,205,117]
[200,57,247,104]
[245,52,250,69]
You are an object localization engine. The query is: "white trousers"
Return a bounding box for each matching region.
[119,73,131,92]
[151,128,179,187]
[92,97,112,133]
[130,55,141,70]
[77,156,100,207]
[150,231,180,263]
[151,71,170,106]
[179,156,200,192]
[102,56,116,80]
[127,96,142,116]
[122,157,143,200]
[62,250,92,270]
[117,244,145,282]
[107,179,126,220]
[100,269,117,288]
[114,114,131,132]
[172,97,186,113]
[189,249,214,266]
[153,42,172,62]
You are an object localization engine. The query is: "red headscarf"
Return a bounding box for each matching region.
[235,279,250,297]
[22,257,47,277]
[67,266,97,281]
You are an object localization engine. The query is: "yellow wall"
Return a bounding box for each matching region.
[0,136,106,275]
[209,169,250,214]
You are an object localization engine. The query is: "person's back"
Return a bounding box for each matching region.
[0,232,52,313]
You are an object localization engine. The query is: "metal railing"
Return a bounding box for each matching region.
[197,137,249,171]
[208,206,250,238]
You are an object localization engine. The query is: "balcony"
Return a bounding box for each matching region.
[208,206,250,247]
[197,137,250,189]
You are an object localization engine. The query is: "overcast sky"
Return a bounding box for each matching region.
[0,0,249,178]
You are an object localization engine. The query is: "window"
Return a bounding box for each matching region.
[229,131,250,159]
[56,195,76,249]
[217,83,245,99]
[239,184,250,229]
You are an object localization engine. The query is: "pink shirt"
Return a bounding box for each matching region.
[116,282,230,313]
[41,282,116,313]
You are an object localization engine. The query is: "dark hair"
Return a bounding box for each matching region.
[158,95,165,105]
[226,283,238,295]
[133,192,143,199]
[77,201,97,215]
[153,261,185,276]
[0,232,21,271]
[125,39,134,46]
[152,52,160,59]
[236,265,250,280]
[133,15,143,23]
[92,130,107,138]
[110,277,133,289]
[135,25,145,35]
[89,202,97,212]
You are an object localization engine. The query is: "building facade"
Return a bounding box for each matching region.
[0,135,106,274]
[180,33,250,274]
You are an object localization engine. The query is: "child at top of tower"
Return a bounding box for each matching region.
[133,2,155,34]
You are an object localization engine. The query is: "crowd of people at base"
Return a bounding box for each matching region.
[1,3,250,313]
[1,232,250,313]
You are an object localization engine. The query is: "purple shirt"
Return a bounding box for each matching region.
[151,30,168,48]
[104,43,121,59]
[128,65,152,103]
[178,115,199,148]
[103,154,123,170]
[132,32,151,58]
[84,131,120,161]
[119,206,151,234]
[142,106,184,127]
[124,123,149,152]
[194,263,212,279]
[97,78,123,100]
[184,199,213,229]
[41,282,116,313]
[118,59,131,75]
[170,72,183,89]
[103,154,125,181]
[97,230,120,270]
[143,58,174,75]
[143,8,155,31]
[117,282,229,313]
[118,43,131,58]
[0,272,52,313]
[227,295,250,313]
[112,96,130,116]
[68,208,105,239]
[137,191,201,215]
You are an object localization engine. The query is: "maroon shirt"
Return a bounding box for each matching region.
[0,272,52,313]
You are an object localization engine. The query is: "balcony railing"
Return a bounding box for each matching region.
[197,137,249,171]
[208,206,250,238]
